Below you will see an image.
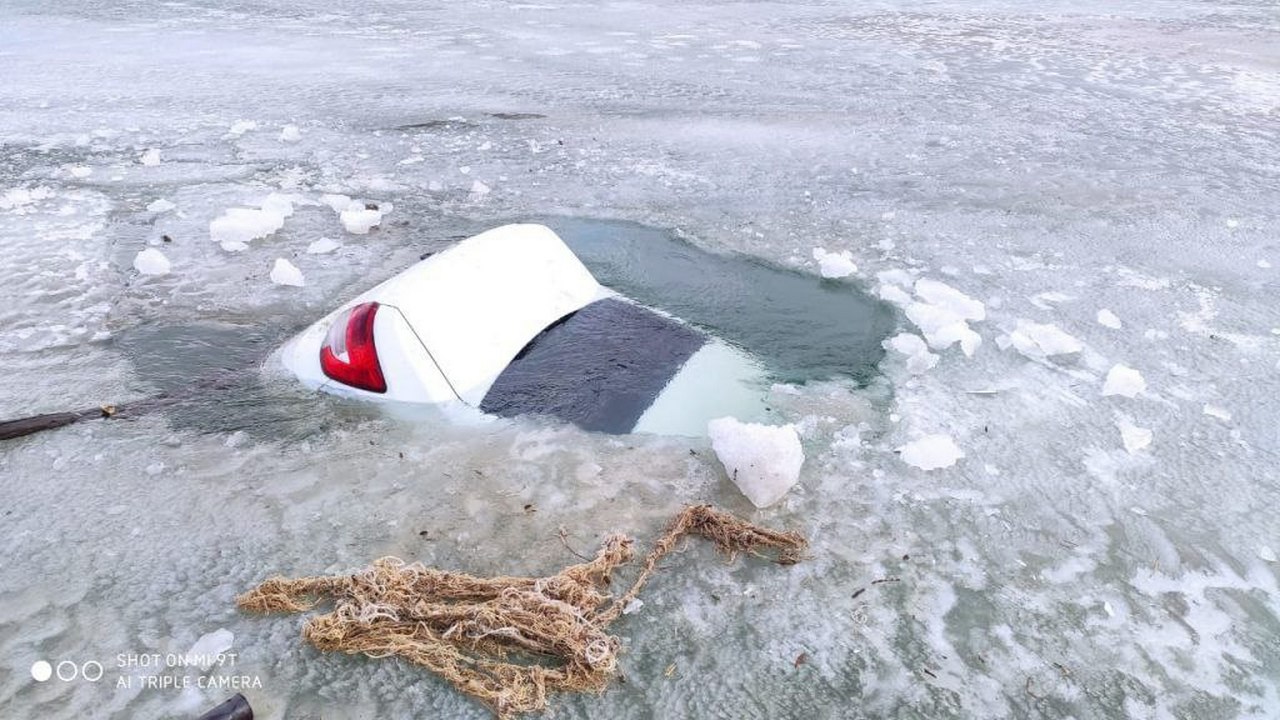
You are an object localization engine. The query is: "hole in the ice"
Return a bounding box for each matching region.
[111,217,894,439]
[538,216,896,386]
[113,322,355,439]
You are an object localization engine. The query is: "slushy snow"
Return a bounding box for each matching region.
[897,434,965,471]
[306,237,342,254]
[811,247,857,278]
[132,248,171,276]
[269,258,305,287]
[0,186,54,211]
[707,417,804,508]
[1102,364,1147,398]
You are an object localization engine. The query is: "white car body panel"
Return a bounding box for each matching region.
[631,340,768,436]
[373,223,602,404]
[278,223,771,436]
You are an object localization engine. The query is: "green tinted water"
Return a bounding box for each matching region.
[542,217,896,385]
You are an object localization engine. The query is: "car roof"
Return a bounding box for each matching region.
[354,224,604,404]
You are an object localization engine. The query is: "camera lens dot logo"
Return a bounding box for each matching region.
[30,661,52,682]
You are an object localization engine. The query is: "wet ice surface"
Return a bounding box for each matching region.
[1,1,1278,718]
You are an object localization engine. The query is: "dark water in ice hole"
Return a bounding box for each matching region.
[114,217,896,437]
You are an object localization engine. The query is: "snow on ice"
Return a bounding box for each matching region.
[707,417,804,508]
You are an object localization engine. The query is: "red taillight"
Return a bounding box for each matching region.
[319,302,387,393]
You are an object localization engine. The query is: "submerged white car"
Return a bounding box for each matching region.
[279,224,769,436]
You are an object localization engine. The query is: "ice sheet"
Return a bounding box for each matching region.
[0,1,1276,719]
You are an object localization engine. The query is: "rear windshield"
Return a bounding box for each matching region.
[479,298,706,433]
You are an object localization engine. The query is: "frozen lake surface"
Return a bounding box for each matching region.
[1,1,1277,718]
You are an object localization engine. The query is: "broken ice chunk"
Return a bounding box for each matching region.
[270,258,305,287]
[228,119,257,136]
[1102,364,1146,398]
[897,434,964,471]
[902,279,985,356]
[279,124,302,142]
[186,629,234,671]
[210,195,296,250]
[707,417,804,508]
[914,279,985,321]
[139,148,162,166]
[1115,418,1152,453]
[1006,320,1083,359]
[622,598,644,615]
[259,192,297,218]
[811,247,857,278]
[905,302,982,356]
[1260,546,1277,563]
[1202,404,1232,422]
[1096,309,1122,329]
[319,193,353,213]
[147,198,176,213]
[885,332,940,374]
[307,237,342,254]
[211,208,286,250]
[340,206,383,234]
[133,248,171,276]
[470,180,492,196]
[877,284,913,306]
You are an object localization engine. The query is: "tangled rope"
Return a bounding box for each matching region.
[237,504,807,717]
